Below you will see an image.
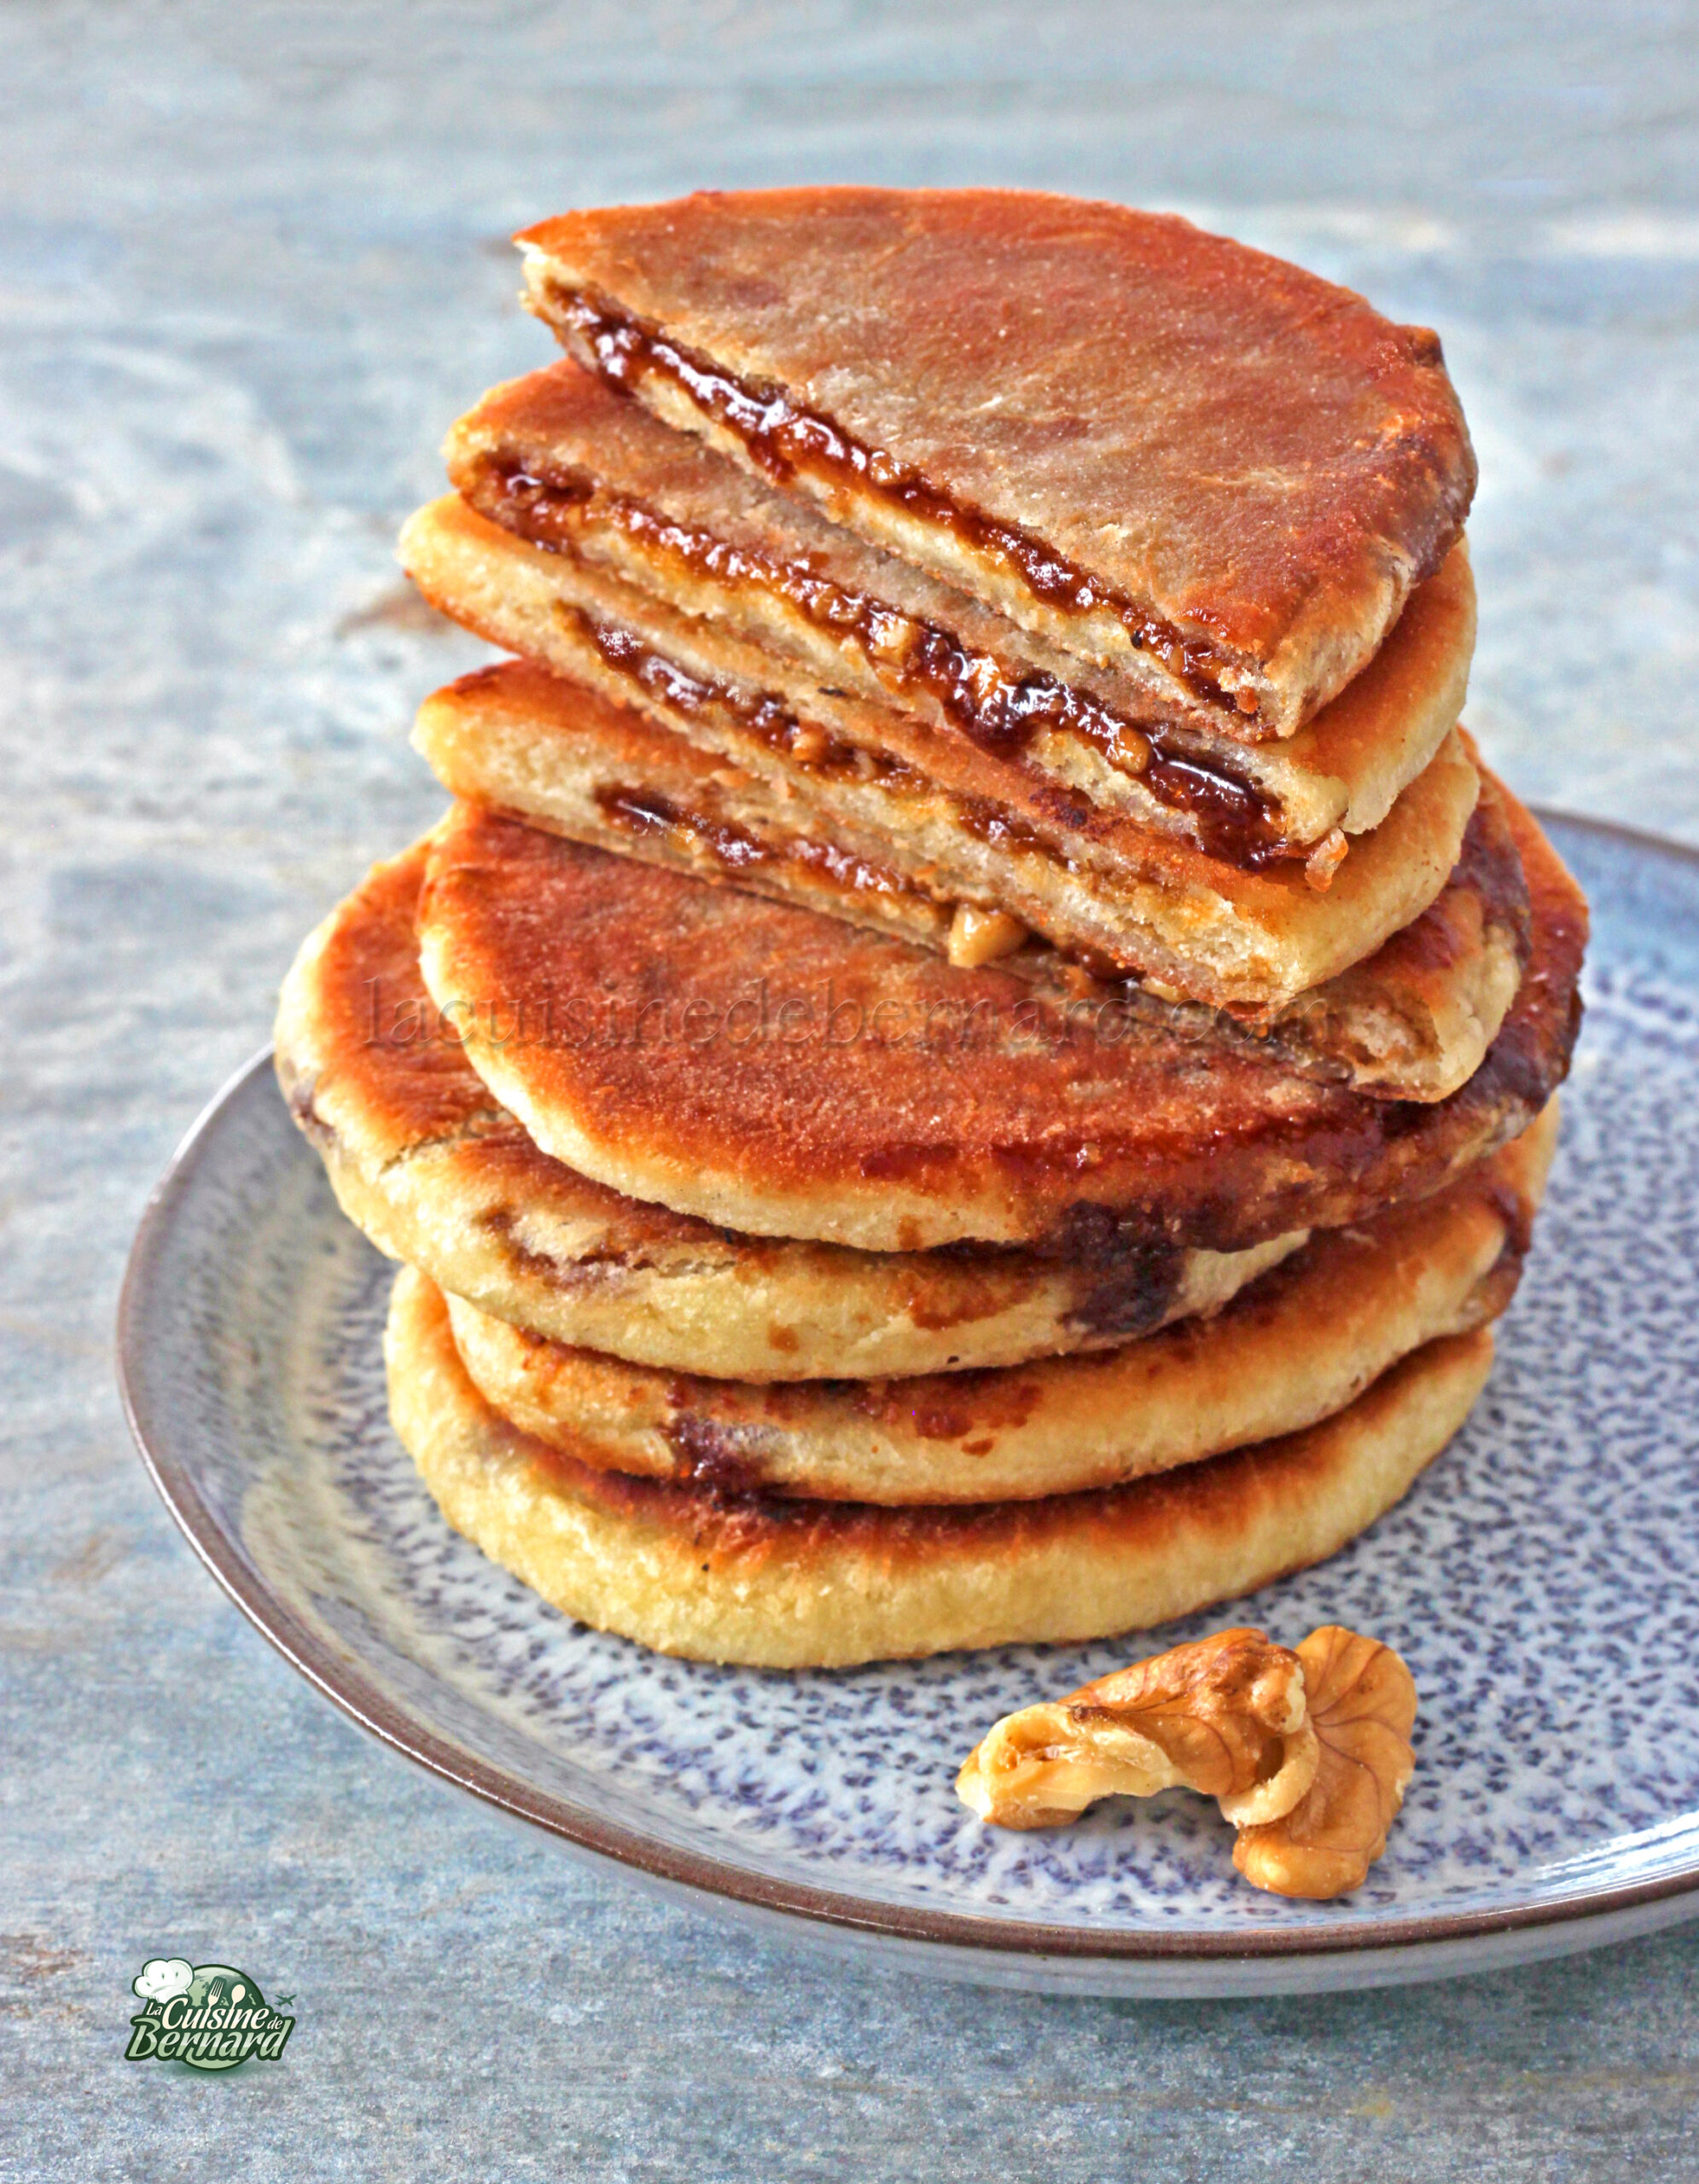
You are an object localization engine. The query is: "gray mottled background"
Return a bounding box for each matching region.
[5,4,1698,2177]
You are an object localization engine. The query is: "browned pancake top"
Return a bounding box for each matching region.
[289,841,1238,1343]
[296,839,495,1148]
[288,838,728,1254]
[416,787,1584,1251]
[519,188,1475,731]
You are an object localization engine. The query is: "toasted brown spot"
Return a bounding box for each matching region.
[851,1369,1044,1445]
[660,1411,765,1496]
[283,1068,336,1151]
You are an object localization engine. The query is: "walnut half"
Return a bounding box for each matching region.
[957,1623,1417,1902]
[1232,1626,1417,1900]
[956,1629,1319,1833]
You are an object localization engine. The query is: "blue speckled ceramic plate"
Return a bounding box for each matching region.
[119,816,1699,1997]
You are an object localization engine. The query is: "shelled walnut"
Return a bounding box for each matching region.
[1232,1627,1417,1899]
[957,1629,1319,1830]
[957,1623,1417,1902]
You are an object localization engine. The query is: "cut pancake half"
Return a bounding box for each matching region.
[413,656,1527,1101]
[517,189,1475,738]
[401,494,1482,1015]
[414,788,1585,1252]
[388,1264,1496,1668]
[445,362,1476,862]
[276,839,1302,1378]
[447,1102,1555,1504]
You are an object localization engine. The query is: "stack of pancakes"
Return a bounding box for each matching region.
[278,189,1587,1670]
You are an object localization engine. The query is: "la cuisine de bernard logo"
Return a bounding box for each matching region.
[125,1958,296,2071]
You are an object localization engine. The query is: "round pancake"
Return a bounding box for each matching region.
[416,787,1586,1252]
[276,843,1302,1379]
[445,1101,1554,1504]
[387,1264,1495,1669]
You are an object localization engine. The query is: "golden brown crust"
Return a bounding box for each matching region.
[274,839,1302,1378]
[445,362,1475,856]
[448,1103,1556,1502]
[1246,742,1530,1099]
[387,1262,1496,1668]
[518,189,1475,735]
[414,789,1585,1252]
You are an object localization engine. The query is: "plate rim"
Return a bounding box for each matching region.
[116,810,1699,1971]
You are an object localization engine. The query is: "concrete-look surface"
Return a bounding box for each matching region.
[4,5,1697,2177]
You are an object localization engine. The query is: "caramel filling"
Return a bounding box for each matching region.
[555,596,1097,888]
[542,282,1263,725]
[553,596,922,793]
[469,451,1290,870]
[591,781,921,909]
[561,595,1075,874]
